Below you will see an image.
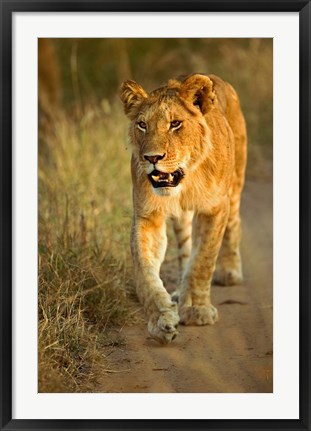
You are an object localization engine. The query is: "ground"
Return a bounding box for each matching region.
[99,179,273,393]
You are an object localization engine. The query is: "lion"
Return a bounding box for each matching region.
[120,74,247,343]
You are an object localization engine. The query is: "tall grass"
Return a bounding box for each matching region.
[54,38,273,167]
[38,103,141,392]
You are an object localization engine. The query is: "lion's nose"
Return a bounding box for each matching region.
[144,153,166,164]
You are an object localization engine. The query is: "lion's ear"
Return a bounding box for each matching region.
[120,80,148,117]
[179,74,216,114]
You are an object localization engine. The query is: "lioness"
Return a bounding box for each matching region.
[120,74,247,343]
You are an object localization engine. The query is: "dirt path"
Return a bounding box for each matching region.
[100,179,273,393]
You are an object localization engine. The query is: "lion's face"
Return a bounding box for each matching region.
[120,75,216,197]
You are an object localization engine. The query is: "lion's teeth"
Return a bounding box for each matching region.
[151,173,174,183]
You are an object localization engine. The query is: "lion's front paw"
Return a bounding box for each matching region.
[213,266,243,286]
[179,304,219,326]
[148,308,180,344]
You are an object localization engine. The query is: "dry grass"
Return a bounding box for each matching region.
[50,38,272,178]
[38,103,141,392]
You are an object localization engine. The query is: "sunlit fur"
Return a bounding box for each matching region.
[120,74,247,343]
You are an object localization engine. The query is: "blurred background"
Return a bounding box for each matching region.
[38,38,273,392]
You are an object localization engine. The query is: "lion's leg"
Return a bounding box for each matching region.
[179,202,229,325]
[214,113,247,286]
[213,178,244,286]
[132,213,179,343]
[171,211,193,301]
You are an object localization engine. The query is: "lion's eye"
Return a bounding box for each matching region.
[137,121,147,131]
[170,120,182,130]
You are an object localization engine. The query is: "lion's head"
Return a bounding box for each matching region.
[120,74,216,197]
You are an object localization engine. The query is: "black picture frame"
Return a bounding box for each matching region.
[1,0,310,430]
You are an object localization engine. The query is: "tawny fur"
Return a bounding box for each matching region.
[120,74,247,343]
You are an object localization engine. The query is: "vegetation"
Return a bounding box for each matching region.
[38,104,141,391]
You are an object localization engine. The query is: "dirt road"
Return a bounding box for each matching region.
[100,179,273,393]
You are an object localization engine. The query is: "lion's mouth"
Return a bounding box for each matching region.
[148,169,184,188]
